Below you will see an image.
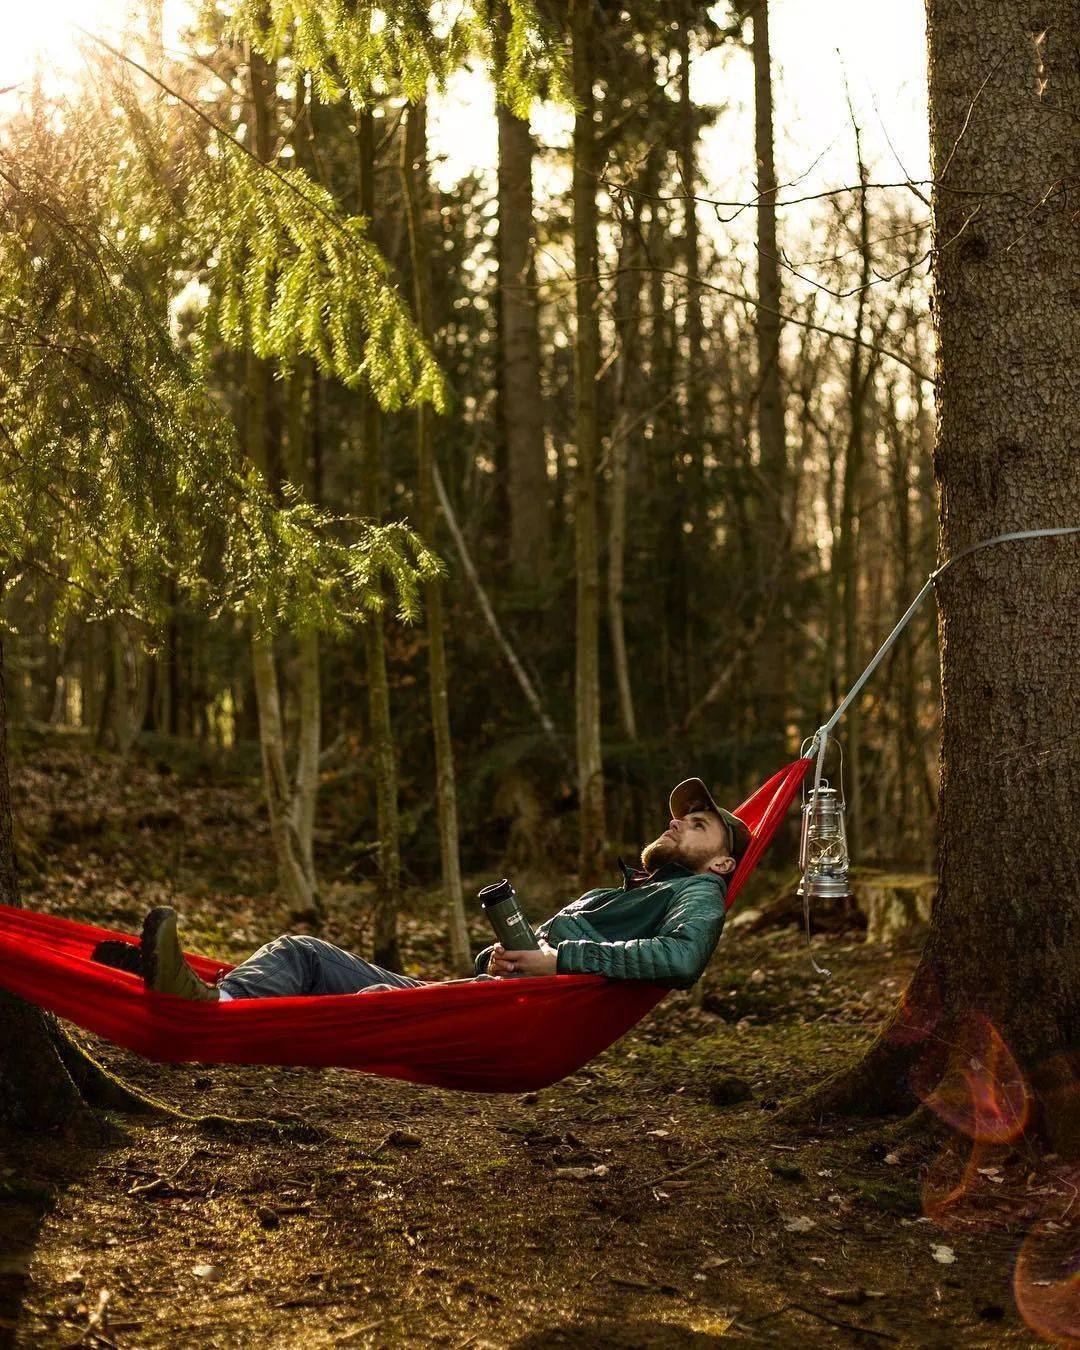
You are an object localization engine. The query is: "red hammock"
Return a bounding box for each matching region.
[0,758,810,1093]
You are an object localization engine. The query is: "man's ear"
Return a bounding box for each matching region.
[705,856,736,878]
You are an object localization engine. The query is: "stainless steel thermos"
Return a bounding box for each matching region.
[478,878,539,974]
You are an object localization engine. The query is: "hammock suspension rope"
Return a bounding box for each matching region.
[798,524,1080,973]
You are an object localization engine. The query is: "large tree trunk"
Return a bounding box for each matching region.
[0,629,89,1135]
[400,104,471,975]
[357,106,402,969]
[571,0,606,882]
[791,1,1080,1146]
[497,93,549,584]
[750,0,789,757]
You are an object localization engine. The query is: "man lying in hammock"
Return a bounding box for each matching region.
[93,777,748,1002]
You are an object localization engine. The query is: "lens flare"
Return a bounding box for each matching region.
[883,967,941,1047]
[915,1014,1030,1144]
[1014,1217,1080,1343]
[921,1136,1000,1226]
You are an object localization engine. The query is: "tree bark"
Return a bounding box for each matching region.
[751,0,789,757]
[835,131,874,859]
[357,106,402,969]
[497,91,549,584]
[284,366,321,887]
[571,0,606,882]
[243,45,320,919]
[0,625,90,1135]
[607,153,651,746]
[238,47,318,923]
[790,1,1080,1146]
[680,23,702,707]
[400,104,471,975]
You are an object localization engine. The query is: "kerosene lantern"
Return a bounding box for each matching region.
[797,777,852,901]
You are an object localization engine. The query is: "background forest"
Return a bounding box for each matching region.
[1,3,1077,1346]
[3,0,939,965]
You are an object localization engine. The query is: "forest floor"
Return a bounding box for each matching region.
[0,736,1071,1348]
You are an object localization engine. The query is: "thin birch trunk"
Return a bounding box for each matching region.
[400,103,471,975]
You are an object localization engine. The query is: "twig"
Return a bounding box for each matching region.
[432,464,569,767]
[334,1322,384,1345]
[789,1302,898,1342]
[639,1153,720,1188]
[747,1300,896,1341]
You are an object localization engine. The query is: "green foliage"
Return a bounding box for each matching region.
[223,0,564,116]
[0,101,440,638]
[191,145,447,410]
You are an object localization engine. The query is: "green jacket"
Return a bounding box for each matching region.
[473,862,727,990]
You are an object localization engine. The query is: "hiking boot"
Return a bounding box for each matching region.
[91,939,144,977]
[141,907,218,1001]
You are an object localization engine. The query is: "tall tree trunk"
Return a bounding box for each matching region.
[285,367,321,888]
[607,154,652,746]
[357,106,402,969]
[0,623,89,1134]
[677,23,704,706]
[400,104,471,975]
[244,45,319,919]
[791,1,1080,1145]
[835,132,873,859]
[751,0,789,756]
[885,380,914,860]
[497,90,549,584]
[647,199,676,729]
[571,0,606,882]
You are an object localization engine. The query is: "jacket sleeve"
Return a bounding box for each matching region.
[553,879,726,989]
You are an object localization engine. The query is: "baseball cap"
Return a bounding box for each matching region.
[668,777,751,865]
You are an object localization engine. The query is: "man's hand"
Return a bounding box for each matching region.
[488,940,559,978]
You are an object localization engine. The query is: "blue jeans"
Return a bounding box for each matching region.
[218,935,428,1000]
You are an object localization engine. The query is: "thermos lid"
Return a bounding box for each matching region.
[478,878,513,906]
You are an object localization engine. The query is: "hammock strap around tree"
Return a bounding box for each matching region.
[0,758,811,1093]
[799,524,1080,975]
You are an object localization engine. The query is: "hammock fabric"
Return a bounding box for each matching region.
[0,758,810,1093]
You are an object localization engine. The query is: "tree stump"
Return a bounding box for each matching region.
[855,872,936,944]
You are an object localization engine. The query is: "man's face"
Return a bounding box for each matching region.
[641,809,732,874]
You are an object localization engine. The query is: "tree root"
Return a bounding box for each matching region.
[51,1027,329,1142]
[0,997,100,1141]
[778,1034,926,1128]
[52,1028,175,1119]
[192,1113,328,1144]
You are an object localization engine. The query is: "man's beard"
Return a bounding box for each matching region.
[641,834,683,871]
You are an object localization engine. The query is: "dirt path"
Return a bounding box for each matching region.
[1,745,1064,1346]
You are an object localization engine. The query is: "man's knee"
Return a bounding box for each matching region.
[261,934,319,968]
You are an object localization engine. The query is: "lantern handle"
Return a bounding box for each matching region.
[800,735,844,808]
